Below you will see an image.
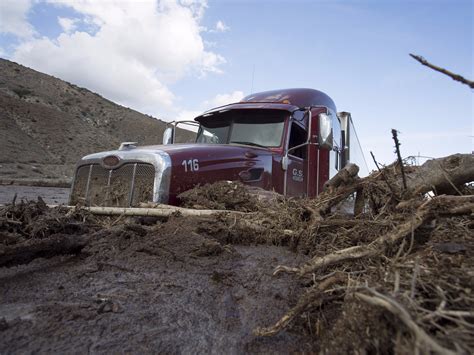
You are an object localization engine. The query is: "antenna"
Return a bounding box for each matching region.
[250,64,255,94]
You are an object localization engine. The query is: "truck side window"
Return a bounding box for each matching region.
[288,122,307,159]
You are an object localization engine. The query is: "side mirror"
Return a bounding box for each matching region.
[318,113,333,149]
[162,127,174,145]
[292,110,305,122]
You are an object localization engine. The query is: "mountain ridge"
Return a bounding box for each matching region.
[0,58,171,181]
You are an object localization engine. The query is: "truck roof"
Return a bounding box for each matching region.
[241,88,336,112]
[195,88,337,122]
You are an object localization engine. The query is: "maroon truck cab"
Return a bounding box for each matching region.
[69,88,366,207]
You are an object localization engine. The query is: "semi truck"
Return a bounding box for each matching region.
[69,88,367,207]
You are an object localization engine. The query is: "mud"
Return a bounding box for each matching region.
[178,181,261,212]
[0,202,312,353]
[1,155,473,354]
[0,185,70,205]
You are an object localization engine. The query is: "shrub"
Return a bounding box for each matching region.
[12,88,33,98]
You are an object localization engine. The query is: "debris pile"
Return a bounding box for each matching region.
[195,153,474,353]
[0,153,473,353]
[178,180,262,212]
[0,198,96,267]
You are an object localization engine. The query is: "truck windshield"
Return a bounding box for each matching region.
[196,109,286,147]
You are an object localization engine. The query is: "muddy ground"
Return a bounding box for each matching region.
[0,205,313,353]
[1,155,473,354]
[0,185,70,205]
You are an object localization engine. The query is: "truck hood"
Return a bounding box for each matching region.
[81,143,272,161]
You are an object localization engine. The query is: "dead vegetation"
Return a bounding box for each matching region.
[193,153,474,353]
[0,197,97,267]
[1,153,473,353]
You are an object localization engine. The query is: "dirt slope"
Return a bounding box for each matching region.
[0,58,170,181]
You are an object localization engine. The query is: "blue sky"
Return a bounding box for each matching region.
[0,0,472,166]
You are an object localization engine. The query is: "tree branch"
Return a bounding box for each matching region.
[410,54,474,89]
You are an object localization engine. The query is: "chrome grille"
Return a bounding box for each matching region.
[70,163,155,207]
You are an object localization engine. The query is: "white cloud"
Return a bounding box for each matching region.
[12,0,225,116]
[57,17,79,33]
[176,109,203,122]
[207,20,229,33]
[215,20,229,32]
[175,90,245,122]
[203,90,244,108]
[0,0,35,37]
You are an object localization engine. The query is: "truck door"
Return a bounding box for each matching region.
[285,121,308,197]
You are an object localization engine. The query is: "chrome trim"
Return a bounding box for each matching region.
[306,109,312,196]
[153,151,171,203]
[128,163,138,206]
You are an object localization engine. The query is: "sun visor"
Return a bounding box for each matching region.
[194,102,298,123]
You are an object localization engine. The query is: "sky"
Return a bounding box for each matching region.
[0,0,472,167]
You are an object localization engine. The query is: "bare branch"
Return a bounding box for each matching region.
[410,53,474,89]
[391,129,407,190]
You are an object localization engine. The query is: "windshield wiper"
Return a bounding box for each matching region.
[230,141,266,148]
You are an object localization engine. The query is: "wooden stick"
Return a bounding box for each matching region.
[410,54,474,89]
[323,163,359,191]
[72,205,245,217]
[0,203,248,217]
[370,151,381,172]
[75,206,245,217]
[391,129,407,190]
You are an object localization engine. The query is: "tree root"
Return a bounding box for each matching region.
[274,195,474,276]
[0,234,90,267]
[253,272,346,337]
[355,288,456,355]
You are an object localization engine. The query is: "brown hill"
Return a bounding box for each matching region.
[0,58,175,182]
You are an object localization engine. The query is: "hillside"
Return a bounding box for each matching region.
[0,58,172,182]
